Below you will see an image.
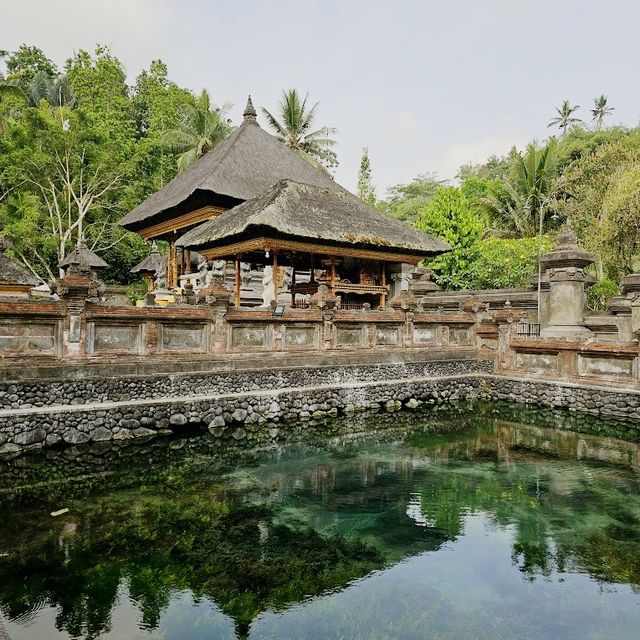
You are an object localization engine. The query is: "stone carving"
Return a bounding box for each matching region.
[261,265,276,306]
[196,256,209,288]
[154,260,167,290]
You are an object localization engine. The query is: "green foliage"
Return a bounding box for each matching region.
[379,173,444,223]
[555,137,640,279]
[160,88,231,172]
[458,236,552,290]
[4,45,57,82]
[587,278,619,311]
[357,146,376,205]
[262,88,338,171]
[591,95,614,130]
[126,280,148,305]
[0,44,203,284]
[417,187,484,289]
[480,140,559,237]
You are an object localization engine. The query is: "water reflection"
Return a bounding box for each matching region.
[1,404,640,639]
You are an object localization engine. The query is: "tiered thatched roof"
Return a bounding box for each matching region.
[119,97,344,232]
[177,179,450,258]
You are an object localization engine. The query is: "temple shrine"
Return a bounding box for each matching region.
[119,97,449,308]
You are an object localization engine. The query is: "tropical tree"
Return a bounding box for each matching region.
[591,94,614,130]
[482,141,558,237]
[161,89,231,172]
[261,89,338,171]
[2,45,57,84]
[357,147,376,205]
[416,186,485,289]
[548,100,582,134]
[380,173,445,223]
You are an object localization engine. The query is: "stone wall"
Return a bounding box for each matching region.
[489,375,640,420]
[0,358,489,410]
[3,350,640,457]
[0,358,493,454]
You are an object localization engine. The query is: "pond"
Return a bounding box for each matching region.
[1,403,640,640]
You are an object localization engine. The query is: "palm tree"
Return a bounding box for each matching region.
[261,89,338,170]
[161,89,232,172]
[24,71,75,108]
[482,141,558,237]
[591,94,614,130]
[547,100,582,134]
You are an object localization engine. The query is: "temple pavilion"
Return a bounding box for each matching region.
[120,96,449,306]
[177,179,449,308]
[120,97,344,288]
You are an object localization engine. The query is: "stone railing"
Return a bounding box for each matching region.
[496,321,640,388]
[0,271,507,369]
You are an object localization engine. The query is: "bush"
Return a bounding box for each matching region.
[587,278,619,311]
[430,236,552,291]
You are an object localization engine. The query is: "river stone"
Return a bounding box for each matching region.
[90,426,113,442]
[46,433,62,446]
[169,413,188,426]
[132,427,157,438]
[232,408,247,422]
[62,428,90,445]
[406,398,421,409]
[208,415,225,430]
[232,427,247,440]
[0,433,7,447]
[14,428,46,446]
[0,443,21,455]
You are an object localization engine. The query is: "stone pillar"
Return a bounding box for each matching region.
[529,273,551,327]
[389,263,414,298]
[310,284,337,350]
[390,290,417,346]
[539,226,595,339]
[614,274,640,340]
[56,267,95,358]
[199,282,232,353]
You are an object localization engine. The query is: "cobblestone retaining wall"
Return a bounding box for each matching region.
[0,359,492,410]
[2,358,640,456]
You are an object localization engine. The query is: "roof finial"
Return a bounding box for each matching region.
[243,95,257,124]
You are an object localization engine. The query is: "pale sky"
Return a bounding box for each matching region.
[2,0,639,195]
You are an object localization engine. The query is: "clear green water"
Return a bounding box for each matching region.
[1,404,640,639]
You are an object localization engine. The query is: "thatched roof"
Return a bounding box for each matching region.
[0,250,41,287]
[59,242,109,269]
[130,241,165,274]
[177,179,451,257]
[119,97,344,231]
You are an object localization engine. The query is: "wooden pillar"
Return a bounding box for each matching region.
[273,250,279,302]
[234,254,241,307]
[380,262,387,308]
[168,241,178,289]
[185,249,191,274]
[330,256,336,292]
[310,254,315,283]
[291,252,297,308]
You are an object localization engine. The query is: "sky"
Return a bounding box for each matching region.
[2,0,640,195]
